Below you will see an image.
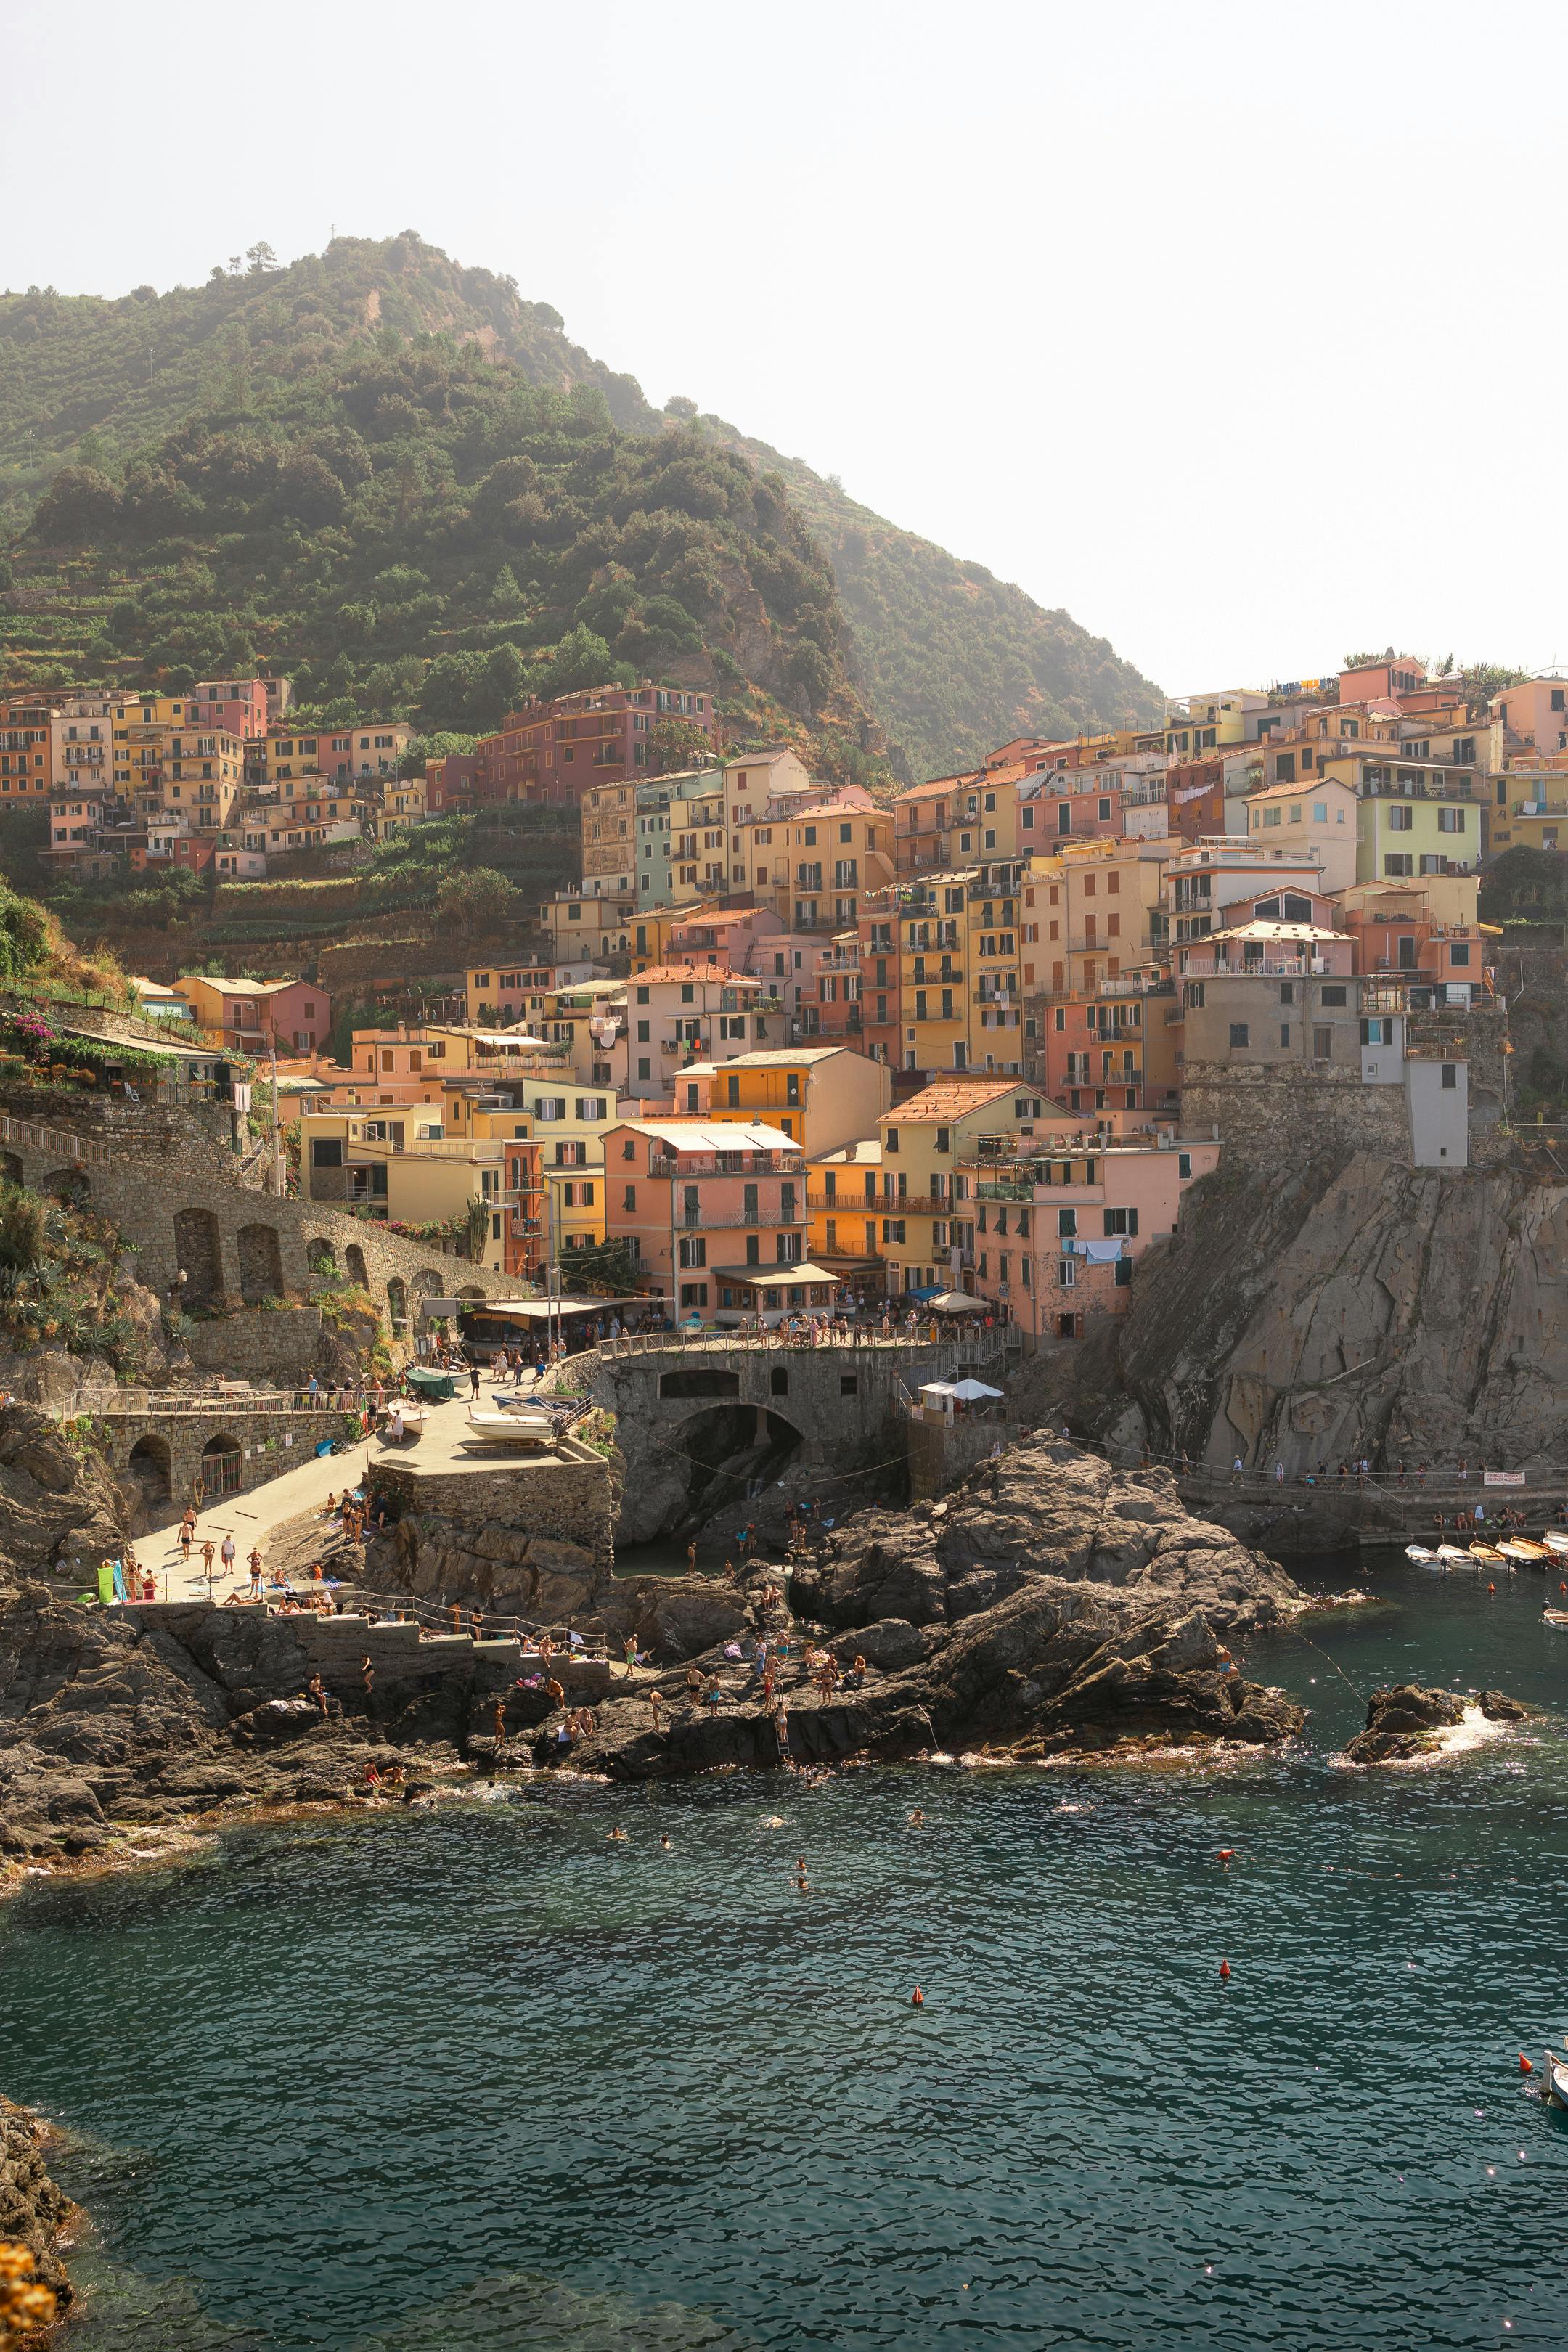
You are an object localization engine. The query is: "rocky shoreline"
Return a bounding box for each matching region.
[0,1432,1318,1871]
[0,2094,74,2326]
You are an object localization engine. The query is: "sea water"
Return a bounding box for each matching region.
[6,1557,1568,2350]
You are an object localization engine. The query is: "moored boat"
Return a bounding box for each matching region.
[1545,2050,1568,2108]
[1511,1538,1551,1560]
[1544,1529,1568,1554]
[1542,1608,1568,1628]
[1405,1545,1440,1565]
[1499,1540,1540,1564]
[1437,1545,1471,1564]
[1469,1543,1506,1564]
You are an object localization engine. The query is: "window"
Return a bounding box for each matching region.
[1177,1152,1192,1179]
[1450,942,1471,968]
[678,1236,706,1267]
[1229,1023,1249,1048]
[311,1140,343,1169]
[1321,984,1347,1007]
[1183,981,1206,1010]
[679,1283,709,1308]
[1057,1207,1077,1238]
[1360,1018,1395,1045]
[1103,1206,1138,1236]
[934,1125,950,1153]
[1442,1063,1458,1089]
[840,1374,859,1397]
[1279,982,1294,1005]
[1312,802,1328,824]
[1437,807,1466,833]
[1384,855,1413,877]
[1388,804,1413,831]
[623,1185,637,1209]
[1280,1024,1291,1047]
[1058,1257,1077,1288]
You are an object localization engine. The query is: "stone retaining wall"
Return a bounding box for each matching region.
[184,1307,326,1381]
[98,1405,354,1506]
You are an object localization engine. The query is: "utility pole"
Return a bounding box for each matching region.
[269,1032,283,1193]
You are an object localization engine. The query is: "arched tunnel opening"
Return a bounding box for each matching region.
[676,1403,802,1530]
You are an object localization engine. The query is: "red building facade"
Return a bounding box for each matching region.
[477,682,719,807]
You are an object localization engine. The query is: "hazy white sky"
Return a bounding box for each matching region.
[3,0,1564,695]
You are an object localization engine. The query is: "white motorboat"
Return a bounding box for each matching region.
[464,1407,559,1449]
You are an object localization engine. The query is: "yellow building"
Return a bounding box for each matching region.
[261,720,412,789]
[808,1135,885,1295]
[875,1077,1060,1297]
[540,888,635,963]
[738,790,897,937]
[1021,839,1168,998]
[371,772,428,838]
[296,1107,515,1274]
[683,1044,891,1156]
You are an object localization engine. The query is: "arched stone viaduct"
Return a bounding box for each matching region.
[0,1112,508,1342]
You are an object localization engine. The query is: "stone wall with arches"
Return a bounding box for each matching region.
[0,1109,514,1363]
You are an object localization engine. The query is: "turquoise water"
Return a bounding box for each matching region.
[9,1559,1568,2349]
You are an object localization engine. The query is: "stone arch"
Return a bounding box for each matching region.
[200,1429,243,1497]
[661,1367,740,1400]
[0,1151,22,1188]
[673,1402,802,1527]
[42,1166,90,1204]
[413,1268,444,1299]
[457,1284,485,1301]
[345,1242,368,1289]
[126,1432,171,1503]
[173,1206,225,1307]
[237,1221,285,1304]
[306,1237,338,1276]
[386,1276,408,1334]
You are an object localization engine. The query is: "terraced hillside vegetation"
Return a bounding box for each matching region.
[0,233,1159,776]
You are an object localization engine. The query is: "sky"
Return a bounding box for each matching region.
[2,0,1564,698]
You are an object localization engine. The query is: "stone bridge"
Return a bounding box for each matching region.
[95,1405,356,1514]
[551,1336,1008,1545]
[0,1109,510,1347]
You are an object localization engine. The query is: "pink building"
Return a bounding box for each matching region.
[957,1134,1220,1342]
[663,905,786,972]
[602,1119,815,1318]
[189,678,271,740]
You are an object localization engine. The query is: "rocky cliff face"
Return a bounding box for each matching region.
[1058,1148,1568,1481]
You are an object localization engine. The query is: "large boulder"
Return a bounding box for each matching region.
[1344,1683,1465,1764]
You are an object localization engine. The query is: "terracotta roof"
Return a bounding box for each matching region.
[885,1078,1021,1124]
[1244,777,1354,803]
[630,965,764,987]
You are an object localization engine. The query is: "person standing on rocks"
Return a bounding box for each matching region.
[361,1654,375,1709]
[492,1698,507,1756]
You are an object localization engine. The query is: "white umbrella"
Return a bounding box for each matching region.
[949,1378,1003,1401]
[925,1290,979,1313]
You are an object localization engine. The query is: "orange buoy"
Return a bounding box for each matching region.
[1489,1583,1497,1593]
[1520,2053,1535,2073]
[1217,1848,1235,1863]
[911,1986,924,2008]
[1219,1959,1231,1981]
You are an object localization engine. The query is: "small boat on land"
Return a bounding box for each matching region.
[1405,1545,1440,1565]
[463,1408,560,1450]
[1545,2051,1568,2107]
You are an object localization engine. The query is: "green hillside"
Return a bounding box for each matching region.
[0,233,1161,776]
